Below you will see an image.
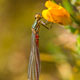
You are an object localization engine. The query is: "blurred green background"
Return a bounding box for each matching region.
[0,0,80,80]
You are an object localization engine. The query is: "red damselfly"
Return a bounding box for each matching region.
[28,13,52,80]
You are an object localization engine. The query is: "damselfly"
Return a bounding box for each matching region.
[28,13,52,80]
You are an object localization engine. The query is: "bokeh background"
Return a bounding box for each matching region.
[0,0,80,80]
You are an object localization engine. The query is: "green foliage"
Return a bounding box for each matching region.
[50,0,55,3]
[65,25,77,33]
[76,0,80,2]
[76,34,80,54]
[62,0,80,54]
[62,0,74,15]
[62,0,80,25]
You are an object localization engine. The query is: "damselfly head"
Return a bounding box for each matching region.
[35,13,42,20]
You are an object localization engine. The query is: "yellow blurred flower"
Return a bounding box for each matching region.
[76,60,80,66]
[73,66,78,72]
[42,1,71,25]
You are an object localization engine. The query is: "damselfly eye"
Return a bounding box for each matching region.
[35,13,42,20]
